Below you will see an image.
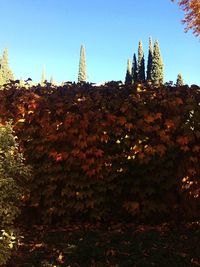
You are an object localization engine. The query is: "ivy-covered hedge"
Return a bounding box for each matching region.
[0,81,200,224]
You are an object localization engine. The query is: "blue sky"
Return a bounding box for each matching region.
[0,0,199,85]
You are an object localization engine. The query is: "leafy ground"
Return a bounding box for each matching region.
[7,221,200,267]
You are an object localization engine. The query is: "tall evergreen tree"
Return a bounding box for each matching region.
[41,65,45,85]
[132,53,138,83]
[125,58,132,84]
[50,75,54,84]
[0,57,3,86]
[137,41,145,82]
[151,40,164,85]
[176,73,184,86]
[0,48,14,85]
[147,36,153,81]
[78,45,86,83]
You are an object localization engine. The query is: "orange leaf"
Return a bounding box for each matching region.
[82,164,89,171]
[100,134,109,143]
[87,169,96,177]
[181,146,190,152]
[138,152,145,160]
[56,153,62,161]
[165,119,175,129]
[87,158,95,165]
[192,145,200,152]
[107,114,117,122]
[144,145,155,154]
[125,123,134,131]
[154,112,162,120]
[144,114,155,123]
[155,144,167,156]
[87,135,97,143]
[188,168,197,175]
[175,97,183,105]
[176,136,189,146]
[118,116,126,125]
[94,149,104,157]
[78,141,88,149]
[189,156,198,163]
[158,130,171,144]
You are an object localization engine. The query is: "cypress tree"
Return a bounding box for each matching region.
[50,75,54,84]
[78,45,86,83]
[151,40,164,85]
[176,73,184,86]
[41,65,45,85]
[0,48,14,85]
[132,53,138,83]
[0,57,3,86]
[125,58,132,84]
[137,41,145,82]
[147,36,153,81]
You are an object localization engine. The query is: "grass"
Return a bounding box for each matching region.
[7,221,200,267]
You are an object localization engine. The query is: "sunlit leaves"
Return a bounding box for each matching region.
[0,122,31,265]
[164,119,176,130]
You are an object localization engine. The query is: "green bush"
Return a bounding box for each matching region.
[0,121,31,265]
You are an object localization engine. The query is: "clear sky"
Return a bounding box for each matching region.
[0,0,199,85]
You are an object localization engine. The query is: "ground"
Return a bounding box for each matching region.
[7,221,200,267]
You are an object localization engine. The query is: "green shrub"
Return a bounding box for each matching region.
[0,121,31,265]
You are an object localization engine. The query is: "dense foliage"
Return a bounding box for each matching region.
[0,81,200,225]
[0,121,31,265]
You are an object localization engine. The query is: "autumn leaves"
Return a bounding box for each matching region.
[1,83,200,222]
